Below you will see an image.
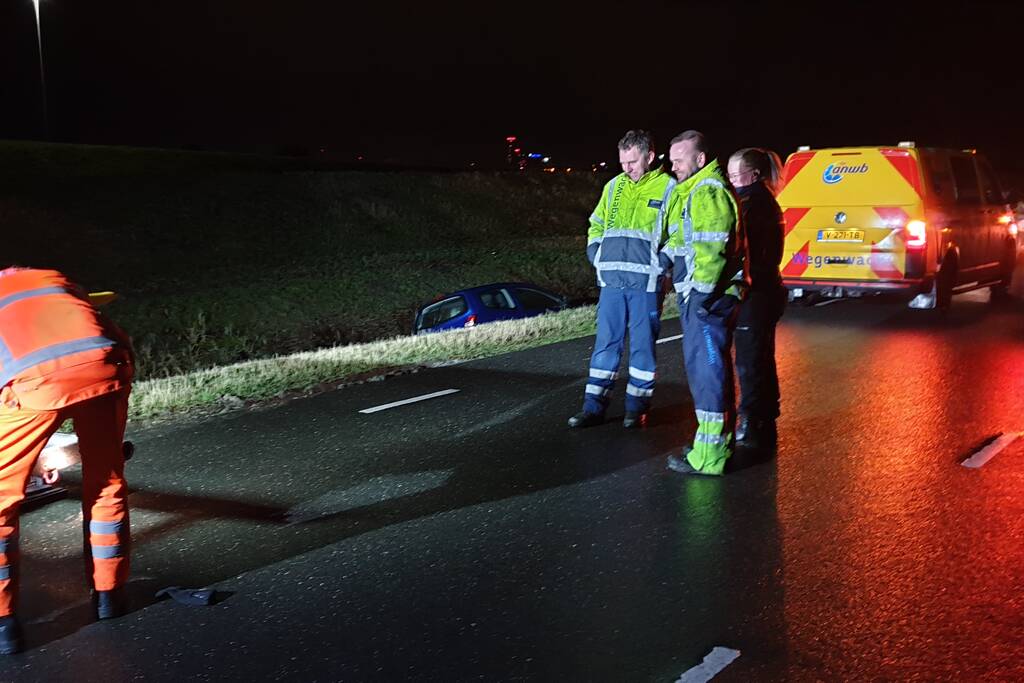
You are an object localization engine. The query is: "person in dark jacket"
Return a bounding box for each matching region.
[726,148,787,449]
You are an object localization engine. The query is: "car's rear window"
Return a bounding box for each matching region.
[417,296,468,330]
[514,287,561,310]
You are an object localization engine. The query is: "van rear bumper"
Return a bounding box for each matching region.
[783,277,931,295]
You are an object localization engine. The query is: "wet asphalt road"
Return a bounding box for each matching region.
[2,273,1024,681]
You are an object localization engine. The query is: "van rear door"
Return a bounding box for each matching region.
[777,147,925,284]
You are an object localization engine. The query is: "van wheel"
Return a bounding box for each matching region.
[935,255,956,310]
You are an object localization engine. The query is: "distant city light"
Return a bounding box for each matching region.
[527,153,543,159]
[599,162,607,167]
[659,154,665,159]
[506,136,517,143]
[542,157,550,163]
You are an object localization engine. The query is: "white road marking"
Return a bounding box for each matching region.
[961,432,1020,468]
[658,333,683,344]
[676,647,741,682]
[814,298,845,307]
[359,389,460,414]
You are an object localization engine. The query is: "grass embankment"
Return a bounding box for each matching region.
[0,141,619,419]
[132,295,680,421]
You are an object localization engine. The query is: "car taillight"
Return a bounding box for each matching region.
[464,314,476,328]
[905,219,927,248]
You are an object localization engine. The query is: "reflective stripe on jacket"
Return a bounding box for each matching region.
[0,268,133,410]
[660,160,745,300]
[587,168,676,291]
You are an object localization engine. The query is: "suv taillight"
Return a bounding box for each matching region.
[905,220,927,248]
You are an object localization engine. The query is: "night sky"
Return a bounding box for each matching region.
[3,1,1024,175]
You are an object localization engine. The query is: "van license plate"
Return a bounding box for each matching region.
[817,229,864,242]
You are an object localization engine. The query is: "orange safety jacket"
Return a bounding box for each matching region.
[0,268,133,410]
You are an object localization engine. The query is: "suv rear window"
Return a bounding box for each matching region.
[416,296,468,331]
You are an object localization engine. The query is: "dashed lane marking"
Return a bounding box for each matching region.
[961,432,1020,468]
[658,334,683,344]
[359,389,460,414]
[676,647,741,682]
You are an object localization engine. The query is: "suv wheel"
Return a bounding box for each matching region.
[936,254,957,310]
[990,239,1016,300]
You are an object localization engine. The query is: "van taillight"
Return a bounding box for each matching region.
[905,220,927,247]
[999,214,1018,237]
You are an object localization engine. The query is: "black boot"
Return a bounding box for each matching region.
[739,418,777,450]
[622,412,647,429]
[0,615,23,655]
[94,587,128,620]
[567,411,604,428]
[735,414,750,442]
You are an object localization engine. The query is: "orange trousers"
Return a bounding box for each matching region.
[0,387,131,616]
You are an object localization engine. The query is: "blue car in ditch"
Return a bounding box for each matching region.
[413,282,568,334]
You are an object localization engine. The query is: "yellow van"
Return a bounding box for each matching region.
[776,143,1018,308]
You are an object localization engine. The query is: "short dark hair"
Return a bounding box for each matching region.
[618,129,654,156]
[670,130,709,156]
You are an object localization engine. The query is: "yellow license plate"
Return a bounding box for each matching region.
[817,229,864,242]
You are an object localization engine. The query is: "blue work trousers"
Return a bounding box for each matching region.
[582,287,661,415]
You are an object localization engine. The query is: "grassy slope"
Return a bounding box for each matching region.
[0,141,605,379]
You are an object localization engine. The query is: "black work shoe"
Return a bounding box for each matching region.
[0,616,23,655]
[735,414,750,442]
[95,588,128,620]
[622,412,646,429]
[737,418,777,450]
[567,411,604,429]
[667,451,698,474]
[667,448,720,476]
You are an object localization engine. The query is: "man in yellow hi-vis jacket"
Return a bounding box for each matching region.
[660,131,746,475]
[568,130,676,429]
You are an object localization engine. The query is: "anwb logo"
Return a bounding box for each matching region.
[822,162,868,185]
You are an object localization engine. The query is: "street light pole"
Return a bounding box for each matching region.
[31,0,49,138]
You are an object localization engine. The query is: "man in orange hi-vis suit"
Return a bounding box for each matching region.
[0,267,134,654]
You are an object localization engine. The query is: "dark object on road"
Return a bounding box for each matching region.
[155,586,216,606]
[413,282,567,334]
